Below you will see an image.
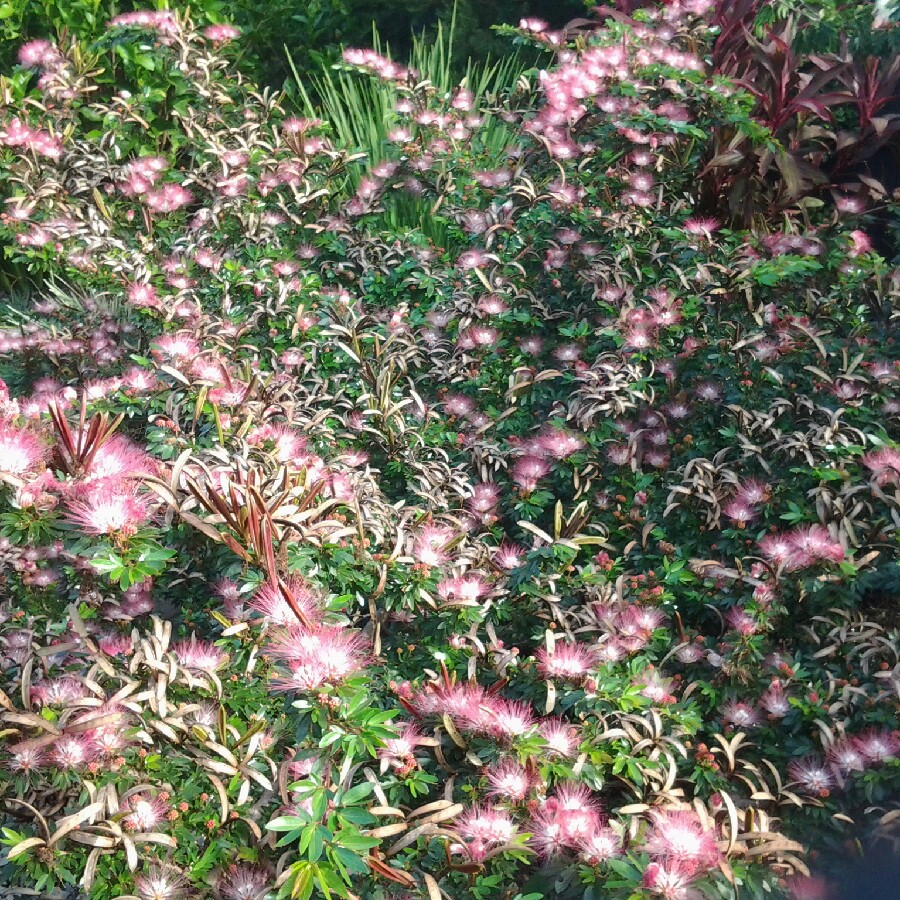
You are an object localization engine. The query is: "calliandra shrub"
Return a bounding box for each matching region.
[0,5,898,900]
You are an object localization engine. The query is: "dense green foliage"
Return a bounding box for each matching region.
[0,3,898,900]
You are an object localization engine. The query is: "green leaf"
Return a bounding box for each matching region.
[267,815,308,832]
[339,782,373,806]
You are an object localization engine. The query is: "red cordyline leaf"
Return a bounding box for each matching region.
[49,396,123,477]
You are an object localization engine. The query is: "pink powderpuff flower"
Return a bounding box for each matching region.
[413,681,486,723]
[452,805,518,861]
[485,759,532,801]
[737,479,769,505]
[0,424,47,476]
[378,723,425,769]
[436,573,492,604]
[90,725,131,757]
[530,784,604,856]
[134,865,186,900]
[218,863,269,900]
[645,809,720,868]
[760,681,791,718]
[268,625,369,690]
[537,427,585,459]
[725,607,758,636]
[66,486,149,536]
[153,333,200,361]
[511,455,550,492]
[862,447,900,486]
[722,498,757,527]
[642,859,703,899]
[204,24,240,43]
[466,482,500,515]
[50,734,90,769]
[494,541,526,569]
[827,737,866,775]
[536,641,598,681]
[477,698,536,740]
[172,636,228,672]
[789,756,836,796]
[721,701,759,729]
[122,793,170,832]
[18,39,62,68]
[83,434,154,484]
[683,217,720,238]
[250,577,323,627]
[144,183,193,213]
[539,718,580,756]
[848,229,872,256]
[788,525,844,566]
[412,523,456,567]
[758,533,796,568]
[854,728,899,764]
[581,825,622,864]
[32,676,85,706]
[6,742,46,773]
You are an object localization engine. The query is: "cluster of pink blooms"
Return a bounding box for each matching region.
[509,426,585,492]
[758,525,845,570]
[108,10,180,36]
[253,577,370,692]
[133,861,269,900]
[411,680,582,752]
[203,24,241,43]
[591,600,668,659]
[118,156,169,197]
[342,48,414,82]
[722,478,771,527]
[761,232,823,257]
[8,702,137,774]
[789,730,899,797]
[0,117,63,159]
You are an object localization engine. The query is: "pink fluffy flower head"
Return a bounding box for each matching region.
[722,700,759,729]
[7,742,46,773]
[134,865,186,900]
[539,717,580,756]
[122,792,170,832]
[643,858,703,899]
[485,758,532,801]
[537,641,598,681]
[249,576,323,627]
[412,680,485,724]
[269,625,369,691]
[83,434,154,484]
[452,805,518,862]
[644,809,719,868]
[204,24,240,43]
[760,681,791,718]
[862,447,900,486]
[0,424,47,476]
[530,784,604,857]
[412,523,456,567]
[172,636,228,672]
[377,722,425,771]
[580,825,622,865]
[66,485,149,536]
[854,728,899,764]
[50,734,90,769]
[218,863,270,900]
[788,756,836,797]
[827,737,866,775]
